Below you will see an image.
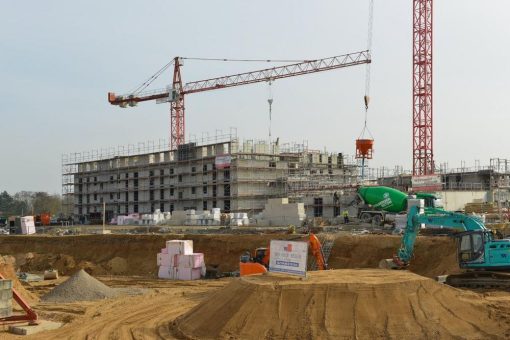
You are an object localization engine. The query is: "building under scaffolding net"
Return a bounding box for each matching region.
[62,130,360,222]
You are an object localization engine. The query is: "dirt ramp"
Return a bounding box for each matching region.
[174,269,509,340]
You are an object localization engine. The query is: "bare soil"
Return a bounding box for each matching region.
[0,234,458,278]
[175,269,510,339]
[0,233,508,339]
[0,276,229,339]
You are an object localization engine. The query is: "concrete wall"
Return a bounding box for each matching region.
[436,191,488,211]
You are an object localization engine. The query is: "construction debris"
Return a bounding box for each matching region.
[43,269,58,280]
[9,320,63,336]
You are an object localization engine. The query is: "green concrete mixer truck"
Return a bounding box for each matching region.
[355,186,443,225]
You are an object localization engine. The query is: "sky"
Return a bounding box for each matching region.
[1,1,509,194]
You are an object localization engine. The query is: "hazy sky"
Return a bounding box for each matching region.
[1,1,509,194]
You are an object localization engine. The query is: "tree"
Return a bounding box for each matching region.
[0,191,28,216]
[32,192,62,215]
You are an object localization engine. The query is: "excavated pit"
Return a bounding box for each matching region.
[173,269,510,340]
[0,234,459,278]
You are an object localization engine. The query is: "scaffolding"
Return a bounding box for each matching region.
[61,129,238,218]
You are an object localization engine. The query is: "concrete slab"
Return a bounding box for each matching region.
[97,229,111,234]
[9,320,63,335]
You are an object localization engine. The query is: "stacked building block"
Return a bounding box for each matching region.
[157,240,205,280]
[230,213,249,226]
[254,198,306,227]
[0,279,12,318]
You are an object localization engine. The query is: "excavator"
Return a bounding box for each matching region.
[239,233,327,276]
[381,204,510,287]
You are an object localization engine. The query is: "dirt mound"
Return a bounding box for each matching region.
[0,255,37,304]
[42,269,118,303]
[106,257,128,275]
[174,269,510,340]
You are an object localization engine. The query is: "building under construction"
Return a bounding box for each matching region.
[62,132,360,222]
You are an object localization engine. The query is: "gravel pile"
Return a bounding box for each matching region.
[42,269,118,303]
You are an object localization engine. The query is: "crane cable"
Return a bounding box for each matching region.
[360,0,374,139]
[181,57,308,63]
[128,57,308,96]
[130,60,175,95]
[267,80,274,143]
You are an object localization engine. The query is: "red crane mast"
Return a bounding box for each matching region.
[413,0,434,175]
[108,50,371,150]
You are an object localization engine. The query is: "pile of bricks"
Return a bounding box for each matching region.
[157,240,205,280]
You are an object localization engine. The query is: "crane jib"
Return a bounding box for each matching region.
[109,50,371,104]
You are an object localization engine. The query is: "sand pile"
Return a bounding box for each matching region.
[42,269,118,303]
[174,269,510,340]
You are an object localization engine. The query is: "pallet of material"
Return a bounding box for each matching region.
[465,203,498,214]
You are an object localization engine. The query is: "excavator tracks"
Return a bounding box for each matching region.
[444,271,510,289]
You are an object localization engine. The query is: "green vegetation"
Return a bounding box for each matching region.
[0,191,62,217]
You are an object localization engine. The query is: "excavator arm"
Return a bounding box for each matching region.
[309,234,327,270]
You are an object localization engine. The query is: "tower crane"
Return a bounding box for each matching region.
[108,51,371,150]
[413,0,434,175]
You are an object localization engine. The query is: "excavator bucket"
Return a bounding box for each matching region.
[378,257,406,270]
[379,259,398,269]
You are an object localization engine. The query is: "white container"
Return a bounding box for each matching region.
[20,216,35,228]
[21,225,36,235]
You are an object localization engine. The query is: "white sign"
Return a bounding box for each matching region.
[412,175,442,192]
[269,240,308,277]
[215,155,232,169]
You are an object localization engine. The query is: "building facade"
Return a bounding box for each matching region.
[62,137,359,222]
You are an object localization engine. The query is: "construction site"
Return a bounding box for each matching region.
[3,1,510,339]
